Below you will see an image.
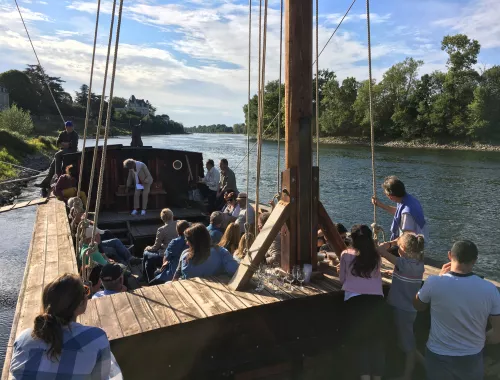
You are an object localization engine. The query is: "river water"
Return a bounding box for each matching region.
[1,133,499,367]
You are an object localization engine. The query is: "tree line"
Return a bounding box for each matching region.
[0,66,185,135]
[243,34,500,143]
[185,123,246,134]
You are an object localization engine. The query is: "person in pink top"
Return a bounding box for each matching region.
[340,224,385,380]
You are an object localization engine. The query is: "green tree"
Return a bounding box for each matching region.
[0,104,35,135]
[0,70,39,113]
[24,64,67,115]
[112,96,127,108]
[468,66,500,140]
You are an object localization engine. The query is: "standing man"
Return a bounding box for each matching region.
[123,158,153,215]
[131,119,144,147]
[414,240,500,380]
[198,159,220,212]
[35,121,79,193]
[216,158,238,209]
[372,176,428,243]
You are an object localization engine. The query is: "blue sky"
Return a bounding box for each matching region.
[0,0,498,127]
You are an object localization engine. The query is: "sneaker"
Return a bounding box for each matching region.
[141,210,146,216]
[129,257,142,266]
[131,209,138,215]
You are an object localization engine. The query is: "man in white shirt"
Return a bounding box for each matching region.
[234,192,255,235]
[414,240,500,380]
[198,159,220,212]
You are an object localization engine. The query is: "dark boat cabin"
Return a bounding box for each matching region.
[62,145,207,249]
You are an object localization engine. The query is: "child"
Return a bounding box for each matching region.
[378,232,425,380]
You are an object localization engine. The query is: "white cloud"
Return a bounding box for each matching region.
[434,0,500,49]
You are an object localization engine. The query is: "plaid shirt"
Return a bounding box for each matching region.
[11,322,111,379]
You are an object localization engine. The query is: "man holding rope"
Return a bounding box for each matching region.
[372,176,428,246]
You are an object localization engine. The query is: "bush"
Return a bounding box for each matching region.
[0,104,35,135]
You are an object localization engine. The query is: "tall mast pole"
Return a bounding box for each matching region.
[284,0,313,267]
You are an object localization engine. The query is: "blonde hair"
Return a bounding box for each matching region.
[160,208,174,223]
[234,232,255,260]
[219,222,240,253]
[398,232,425,261]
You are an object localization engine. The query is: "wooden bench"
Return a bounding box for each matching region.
[115,189,167,211]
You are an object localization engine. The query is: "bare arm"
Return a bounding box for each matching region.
[413,294,429,312]
[372,197,397,215]
[486,315,500,345]
[376,244,398,266]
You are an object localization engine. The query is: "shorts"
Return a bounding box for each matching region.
[425,348,483,380]
[392,307,417,353]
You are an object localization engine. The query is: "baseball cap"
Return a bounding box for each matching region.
[65,121,73,127]
[100,263,123,281]
[236,192,247,199]
[85,226,106,239]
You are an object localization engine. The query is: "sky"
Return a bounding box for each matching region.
[0,0,499,127]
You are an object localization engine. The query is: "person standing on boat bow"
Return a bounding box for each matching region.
[372,176,428,245]
[131,119,144,147]
[216,158,238,209]
[36,121,79,194]
[124,158,153,216]
[198,159,220,213]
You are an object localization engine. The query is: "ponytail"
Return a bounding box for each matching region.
[399,232,425,261]
[31,274,86,360]
[32,313,65,360]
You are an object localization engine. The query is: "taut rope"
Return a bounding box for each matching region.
[244,0,252,243]
[14,0,65,123]
[276,0,283,195]
[315,0,320,167]
[77,0,102,201]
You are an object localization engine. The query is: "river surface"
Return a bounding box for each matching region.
[1,133,500,367]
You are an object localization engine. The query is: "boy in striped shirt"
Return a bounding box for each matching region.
[379,232,425,380]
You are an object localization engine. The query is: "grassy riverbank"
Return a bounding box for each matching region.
[0,130,57,181]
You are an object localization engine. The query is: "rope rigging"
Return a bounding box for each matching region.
[276,0,283,197]
[77,0,102,201]
[13,0,65,124]
[244,0,252,255]
[365,0,383,241]
[315,0,320,168]
[255,0,269,232]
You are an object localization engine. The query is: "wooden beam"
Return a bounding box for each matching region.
[317,202,347,258]
[280,168,296,273]
[229,201,291,291]
[285,0,313,266]
[310,167,319,270]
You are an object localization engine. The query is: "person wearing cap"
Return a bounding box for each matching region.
[414,240,500,380]
[92,263,126,299]
[234,192,255,235]
[123,158,153,216]
[36,121,79,192]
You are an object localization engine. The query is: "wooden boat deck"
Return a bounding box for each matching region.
[97,207,206,224]
[2,199,77,379]
[3,198,500,379]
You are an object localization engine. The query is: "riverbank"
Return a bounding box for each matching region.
[260,135,500,152]
[0,130,56,204]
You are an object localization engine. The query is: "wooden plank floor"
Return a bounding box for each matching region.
[0,198,48,214]
[2,199,77,380]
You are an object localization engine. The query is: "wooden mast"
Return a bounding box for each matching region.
[283,0,314,268]
[229,0,345,290]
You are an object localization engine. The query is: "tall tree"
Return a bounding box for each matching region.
[0,70,38,112]
[24,64,67,115]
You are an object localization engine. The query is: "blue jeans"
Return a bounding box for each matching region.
[425,348,483,380]
[143,250,164,282]
[101,239,132,264]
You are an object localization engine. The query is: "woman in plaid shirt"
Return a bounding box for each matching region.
[10,274,114,379]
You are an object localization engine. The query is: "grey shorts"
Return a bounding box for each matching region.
[425,348,483,380]
[392,307,417,353]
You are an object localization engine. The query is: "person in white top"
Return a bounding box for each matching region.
[414,240,500,380]
[124,159,153,215]
[198,159,220,212]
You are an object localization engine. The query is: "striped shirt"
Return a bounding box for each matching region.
[387,257,424,312]
[10,322,111,380]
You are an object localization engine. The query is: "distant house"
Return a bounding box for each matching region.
[0,86,9,111]
[124,95,151,116]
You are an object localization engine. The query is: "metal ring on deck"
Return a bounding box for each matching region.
[173,160,183,170]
